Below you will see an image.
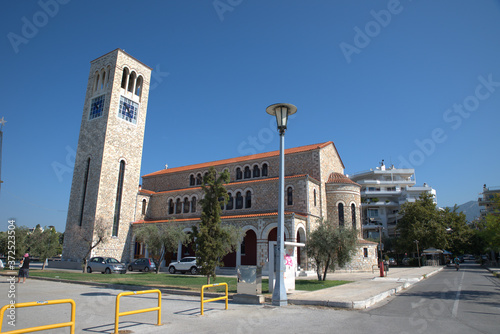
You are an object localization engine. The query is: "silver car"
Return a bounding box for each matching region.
[168,257,200,275]
[87,257,127,274]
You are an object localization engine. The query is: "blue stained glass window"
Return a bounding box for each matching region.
[118,96,139,124]
[89,95,105,120]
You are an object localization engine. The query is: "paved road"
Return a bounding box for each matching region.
[0,262,498,333]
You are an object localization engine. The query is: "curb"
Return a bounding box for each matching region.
[287,267,444,309]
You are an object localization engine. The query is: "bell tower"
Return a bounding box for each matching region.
[62,49,152,263]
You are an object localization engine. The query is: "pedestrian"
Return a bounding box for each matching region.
[453,256,460,271]
[17,253,30,283]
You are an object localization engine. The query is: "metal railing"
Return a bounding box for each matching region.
[0,299,75,334]
[114,289,162,334]
[200,283,228,316]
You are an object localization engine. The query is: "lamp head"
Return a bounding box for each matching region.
[266,103,297,133]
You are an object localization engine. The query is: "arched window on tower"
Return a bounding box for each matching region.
[287,187,293,205]
[112,160,126,237]
[245,191,252,208]
[196,173,202,185]
[121,68,129,89]
[262,163,268,177]
[142,199,147,215]
[135,76,143,96]
[128,71,136,93]
[313,189,317,206]
[236,168,242,180]
[101,70,106,90]
[236,192,243,209]
[183,197,189,213]
[253,165,260,178]
[351,203,356,229]
[94,73,100,92]
[168,199,174,214]
[338,203,345,227]
[190,175,195,186]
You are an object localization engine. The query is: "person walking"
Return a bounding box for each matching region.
[453,256,460,271]
[17,253,30,283]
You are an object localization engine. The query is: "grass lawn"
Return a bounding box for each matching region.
[24,270,351,294]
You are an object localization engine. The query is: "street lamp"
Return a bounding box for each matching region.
[266,103,297,307]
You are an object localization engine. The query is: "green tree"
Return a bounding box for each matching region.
[193,167,243,284]
[305,218,358,281]
[397,193,447,252]
[440,206,473,255]
[66,217,109,273]
[28,226,60,270]
[134,222,188,274]
[482,195,500,254]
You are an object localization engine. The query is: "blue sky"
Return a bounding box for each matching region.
[1,0,499,232]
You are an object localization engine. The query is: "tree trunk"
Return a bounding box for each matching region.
[206,275,210,285]
[322,257,331,281]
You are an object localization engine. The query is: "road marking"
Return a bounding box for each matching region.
[452,268,465,318]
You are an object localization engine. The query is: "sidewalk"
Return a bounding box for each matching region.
[286,266,443,309]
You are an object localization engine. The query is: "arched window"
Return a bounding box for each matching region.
[219,196,225,210]
[168,199,174,214]
[101,70,106,90]
[287,187,293,205]
[94,73,100,92]
[245,191,252,208]
[226,193,234,210]
[128,71,136,93]
[191,197,197,213]
[196,173,202,185]
[204,172,209,181]
[313,189,317,207]
[253,165,260,178]
[183,197,189,213]
[175,198,181,214]
[351,203,356,229]
[190,175,195,186]
[262,163,268,177]
[121,68,129,89]
[135,76,143,96]
[236,192,243,209]
[244,166,251,179]
[338,203,344,227]
[79,158,91,226]
[112,160,126,237]
[236,168,242,180]
[142,199,147,215]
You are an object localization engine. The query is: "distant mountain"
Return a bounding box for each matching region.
[447,200,480,222]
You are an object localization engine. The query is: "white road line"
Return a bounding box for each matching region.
[452,268,465,318]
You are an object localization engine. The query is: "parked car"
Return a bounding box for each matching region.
[168,257,200,275]
[389,258,397,266]
[128,258,156,272]
[87,257,127,274]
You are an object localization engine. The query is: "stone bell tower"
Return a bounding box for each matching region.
[62,49,151,263]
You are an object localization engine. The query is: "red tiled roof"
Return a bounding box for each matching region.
[139,188,155,195]
[132,211,307,225]
[143,141,341,178]
[326,172,360,186]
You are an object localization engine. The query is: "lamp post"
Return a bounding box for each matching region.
[266,103,297,307]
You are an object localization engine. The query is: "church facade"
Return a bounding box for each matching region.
[62,50,377,272]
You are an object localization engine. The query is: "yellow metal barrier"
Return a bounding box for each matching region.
[200,283,228,316]
[114,289,162,334]
[0,299,75,334]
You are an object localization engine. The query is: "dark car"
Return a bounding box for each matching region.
[128,258,156,272]
[87,257,127,274]
[168,257,200,275]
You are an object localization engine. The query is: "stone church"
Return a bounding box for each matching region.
[62,49,378,272]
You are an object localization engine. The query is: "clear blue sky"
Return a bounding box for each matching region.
[1,0,499,232]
